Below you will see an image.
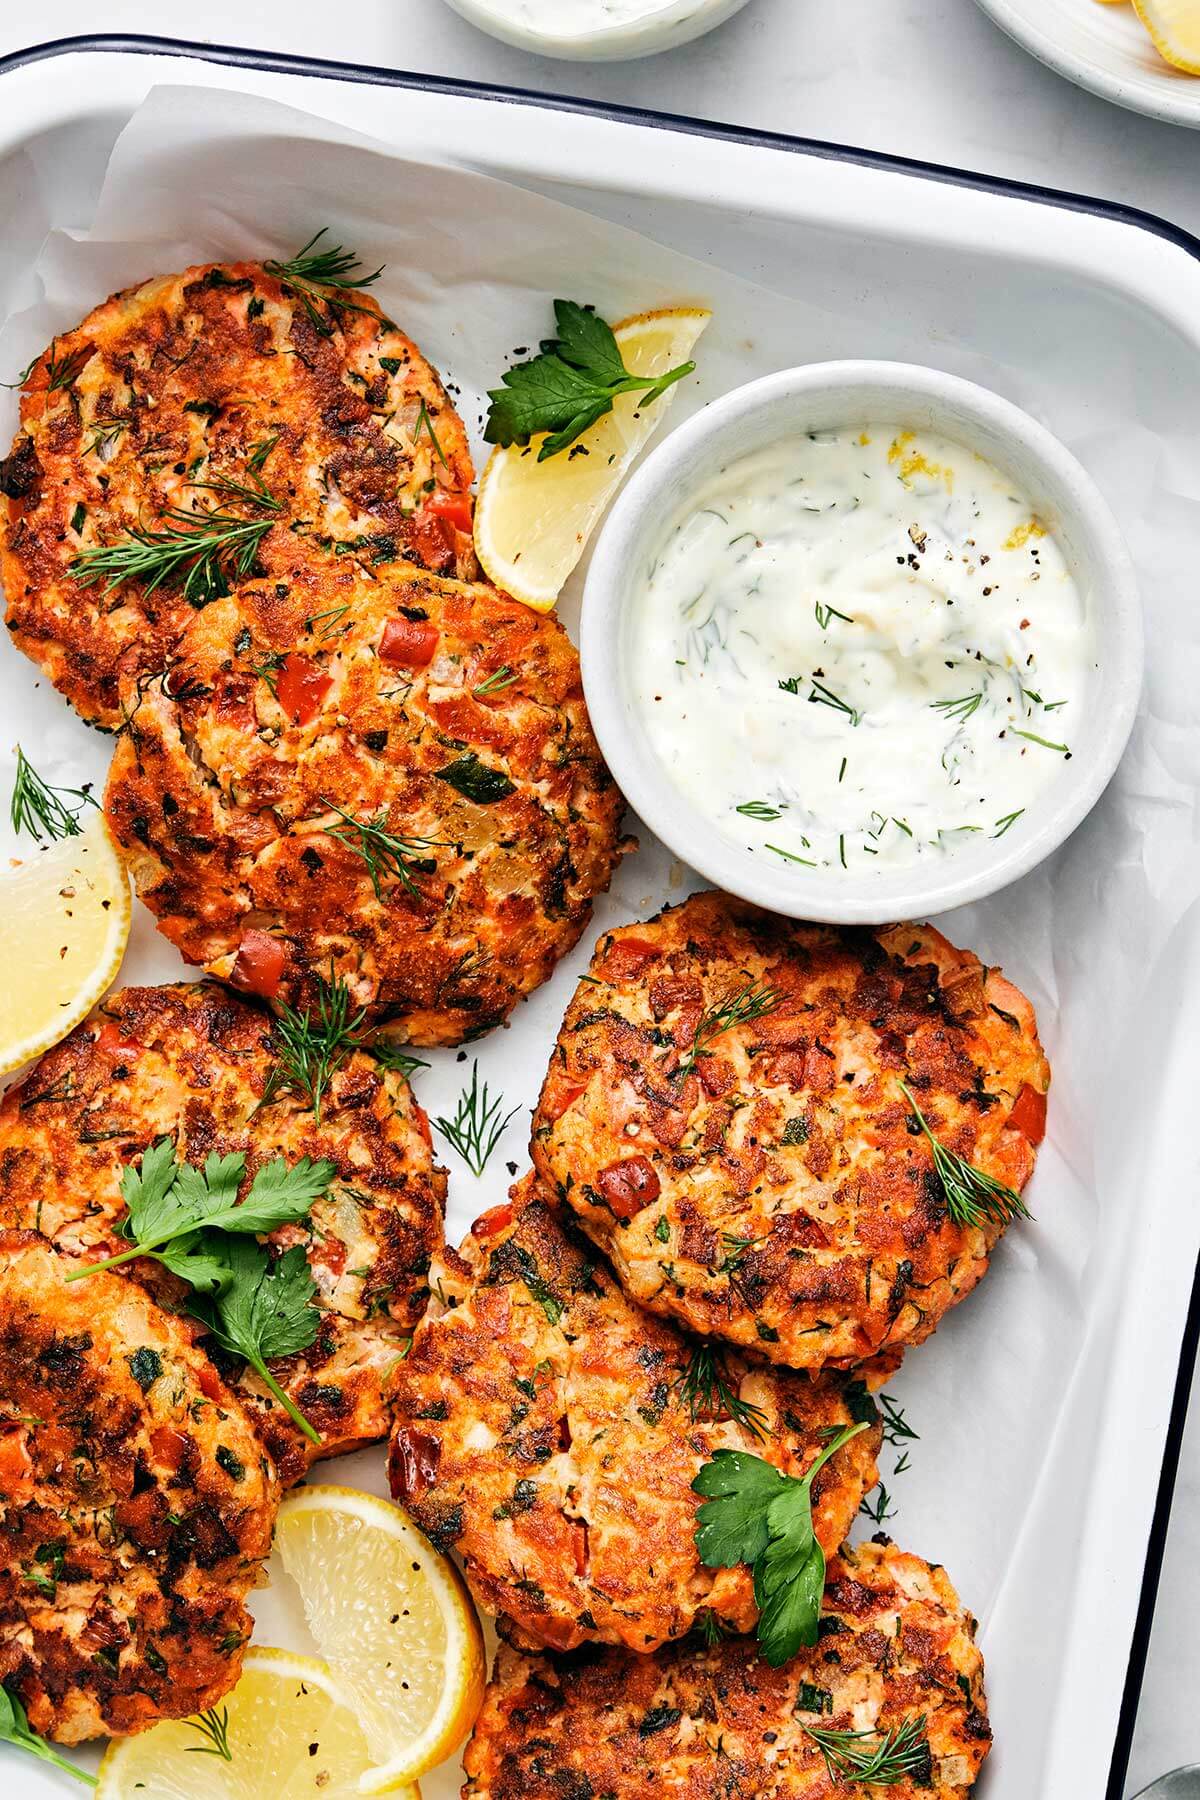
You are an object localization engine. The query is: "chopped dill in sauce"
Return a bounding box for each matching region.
[632,427,1092,873]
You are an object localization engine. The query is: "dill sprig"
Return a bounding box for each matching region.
[435,1061,518,1177]
[694,1608,732,1649]
[260,973,368,1123]
[1011,727,1070,754]
[676,981,778,1081]
[859,1482,896,1525]
[9,747,97,842]
[309,603,350,639]
[184,1706,233,1761]
[814,600,853,629]
[187,471,282,513]
[0,354,38,390]
[366,1042,430,1078]
[70,506,274,605]
[83,419,126,458]
[931,691,984,722]
[676,1345,772,1443]
[717,1232,766,1279]
[319,798,442,900]
[247,432,280,473]
[736,800,782,821]
[993,808,1025,838]
[804,1714,931,1786]
[899,1081,1030,1229]
[264,229,383,337]
[473,665,518,698]
[879,1392,919,1449]
[413,397,448,469]
[807,678,861,726]
[44,340,94,393]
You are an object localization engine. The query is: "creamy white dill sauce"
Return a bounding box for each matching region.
[496,0,680,31]
[633,428,1092,874]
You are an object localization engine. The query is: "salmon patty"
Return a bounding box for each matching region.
[533,891,1048,1369]
[105,567,625,1042]
[0,1232,279,1743]
[0,254,474,729]
[0,982,445,1485]
[464,1537,991,1799]
[389,1174,879,1654]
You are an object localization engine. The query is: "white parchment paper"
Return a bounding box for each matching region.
[3,82,1200,1798]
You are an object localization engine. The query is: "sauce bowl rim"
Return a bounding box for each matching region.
[439,0,752,61]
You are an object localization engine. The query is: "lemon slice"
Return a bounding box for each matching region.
[96,1648,420,1800]
[474,306,711,610]
[274,1485,485,1793]
[1133,0,1200,69]
[0,811,130,1075]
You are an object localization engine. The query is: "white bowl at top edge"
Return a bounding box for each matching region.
[580,360,1143,926]
[439,0,752,62]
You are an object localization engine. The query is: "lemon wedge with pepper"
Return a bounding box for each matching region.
[274,1485,485,1792]
[96,1647,420,1799]
[0,809,130,1076]
[473,306,711,611]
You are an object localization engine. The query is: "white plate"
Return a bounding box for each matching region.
[973,0,1200,127]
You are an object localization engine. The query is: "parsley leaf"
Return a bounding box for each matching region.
[155,1231,239,1294]
[64,1140,335,1285]
[485,299,697,462]
[692,1450,789,1568]
[172,1150,245,1219]
[692,1423,868,1666]
[555,301,629,385]
[753,1481,827,1668]
[63,1139,332,1445]
[190,1241,321,1444]
[0,1684,96,1786]
[120,1134,189,1238]
[223,1156,336,1231]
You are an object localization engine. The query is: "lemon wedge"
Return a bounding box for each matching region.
[474,306,711,611]
[0,810,130,1075]
[1133,0,1200,69]
[96,1648,420,1800]
[274,1485,485,1793]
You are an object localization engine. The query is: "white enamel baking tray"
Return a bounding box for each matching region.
[1,35,1199,1800]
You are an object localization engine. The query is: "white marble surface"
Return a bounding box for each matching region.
[0,2,1196,1792]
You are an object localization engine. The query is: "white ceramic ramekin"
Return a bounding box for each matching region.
[440,0,752,62]
[581,361,1143,924]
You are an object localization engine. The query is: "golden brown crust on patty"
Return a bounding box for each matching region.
[0,982,445,1484]
[104,567,625,1042]
[463,1539,991,1799]
[0,1232,278,1743]
[0,259,474,728]
[532,892,1048,1369]
[389,1174,879,1655]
